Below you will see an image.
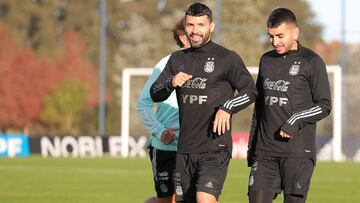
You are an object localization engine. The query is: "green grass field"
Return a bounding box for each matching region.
[0,157,359,203]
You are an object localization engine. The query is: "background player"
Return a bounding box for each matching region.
[137,18,190,203]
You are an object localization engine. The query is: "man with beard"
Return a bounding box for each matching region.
[150,3,257,203]
[247,8,331,203]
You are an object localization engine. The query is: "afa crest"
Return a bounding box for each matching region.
[204,57,215,73]
[289,61,301,76]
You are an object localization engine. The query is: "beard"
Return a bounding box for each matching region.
[273,40,296,54]
[188,32,211,48]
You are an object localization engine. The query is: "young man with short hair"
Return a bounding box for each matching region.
[247,8,332,203]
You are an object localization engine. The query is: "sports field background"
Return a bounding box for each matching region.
[0,157,359,203]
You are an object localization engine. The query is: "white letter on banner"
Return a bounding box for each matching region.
[129,136,147,157]
[41,137,61,157]
[78,136,96,157]
[8,138,22,157]
[96,137,103,157]
[0,138,6,155]
[109,136,122,157]
[61,136,79,158]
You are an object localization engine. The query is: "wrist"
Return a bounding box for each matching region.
[171,76,177,88]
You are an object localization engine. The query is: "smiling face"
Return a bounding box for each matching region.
[268,22,299,54]
[185,15,215,48]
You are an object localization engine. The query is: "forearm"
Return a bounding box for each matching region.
[137,108,166,140]
[150,77,175,102]
[281,100,331,136]
[220,88,257,114]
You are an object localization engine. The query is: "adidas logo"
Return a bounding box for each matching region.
[176,186,183,195]
[205,181,214,188]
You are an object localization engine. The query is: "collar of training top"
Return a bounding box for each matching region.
[190,40,214,52]
[279,41,303,57]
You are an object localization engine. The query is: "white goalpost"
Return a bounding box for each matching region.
[121,68,153,158]
[327,65,342,161]
[121,65,343,161]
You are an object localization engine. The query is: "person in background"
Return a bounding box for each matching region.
[247,8,331,203]
[136,17,190,203]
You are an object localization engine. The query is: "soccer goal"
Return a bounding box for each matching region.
[121,65,343,161]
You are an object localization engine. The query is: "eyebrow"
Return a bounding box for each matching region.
[268,32,284,36]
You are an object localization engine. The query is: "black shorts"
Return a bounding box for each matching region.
[149,147,176,198]
[248,155,315,198]
[173,150,231,202]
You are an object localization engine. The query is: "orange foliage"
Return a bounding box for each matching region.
[0,27,103,131]
[56,29,101,109]
[0,28,59,128]
[313,39,341,65]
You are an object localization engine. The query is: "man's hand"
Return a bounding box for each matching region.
[172,72,192,88]
[280,130,292,139]
[213,109,231,136]
[160,128,178,144]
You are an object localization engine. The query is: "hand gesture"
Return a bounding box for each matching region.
[160,128,178,144]
[172,72,192,88]
[213,109,231,136]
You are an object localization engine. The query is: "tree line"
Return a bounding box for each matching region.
[0,0,351,136]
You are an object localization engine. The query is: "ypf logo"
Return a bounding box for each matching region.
[0,134,29,157]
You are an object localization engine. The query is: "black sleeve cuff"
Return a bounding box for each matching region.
[280,122,299,137]
[219,105,233,115]
[166,77,175,90]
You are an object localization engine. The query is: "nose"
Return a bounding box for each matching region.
[192,25,199,34]
[272,37,279,46]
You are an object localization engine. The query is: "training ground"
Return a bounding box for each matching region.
[0,157,359,203]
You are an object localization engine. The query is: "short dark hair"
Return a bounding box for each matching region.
[267,8,297,28]
[171,18,186,48]
[185,2,212,22]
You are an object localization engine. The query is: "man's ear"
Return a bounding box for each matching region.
[293,27,299,41]
[210,21,215,33]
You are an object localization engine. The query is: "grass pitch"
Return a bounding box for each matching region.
[0,156,359,203]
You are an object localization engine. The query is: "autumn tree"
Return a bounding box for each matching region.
[40,30,102,135]
[314,40,341,65]
[56,30,100,109]
[0,26,58,133]
[0,26,101,135]
[348,45,360,74]
[41,79,88,135]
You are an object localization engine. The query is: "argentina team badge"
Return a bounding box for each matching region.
[289,61,301,76]
[204,58,215,73]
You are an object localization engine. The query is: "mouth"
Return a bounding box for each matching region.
[275,46,284,53]
[190,34,202,43]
